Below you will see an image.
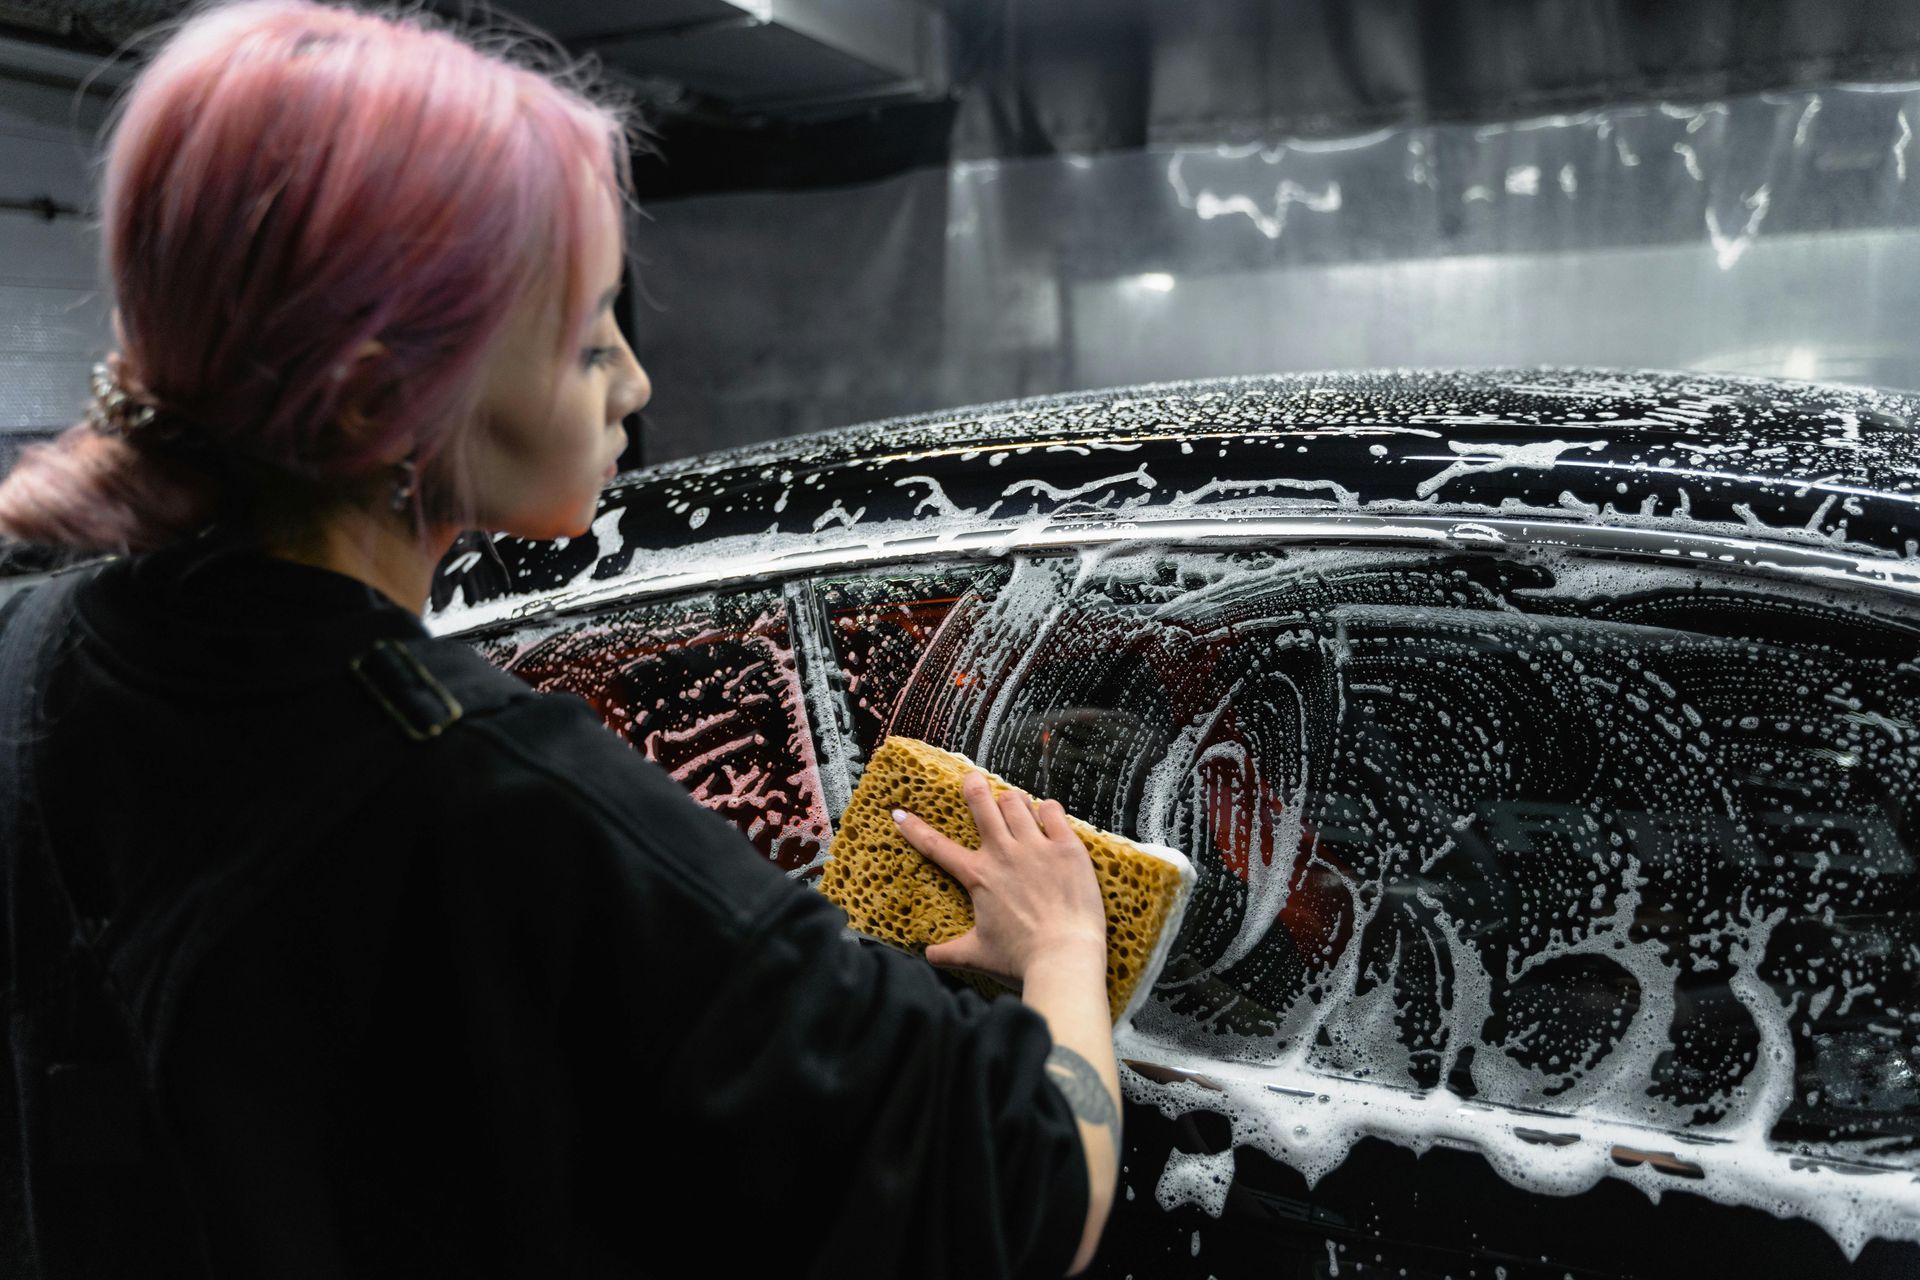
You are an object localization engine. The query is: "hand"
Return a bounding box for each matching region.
[892,772,1107,987]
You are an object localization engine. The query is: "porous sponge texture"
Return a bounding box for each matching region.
[820,736,1188,1024]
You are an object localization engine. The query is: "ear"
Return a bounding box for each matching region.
[332,339,408,464]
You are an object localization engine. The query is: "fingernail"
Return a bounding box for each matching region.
[891,808,908,824]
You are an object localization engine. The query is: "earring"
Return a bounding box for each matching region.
[390,455,417,513]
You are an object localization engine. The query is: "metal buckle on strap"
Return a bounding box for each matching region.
[349,639,464,741]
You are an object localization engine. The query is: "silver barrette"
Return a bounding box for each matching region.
[86,359,158,438]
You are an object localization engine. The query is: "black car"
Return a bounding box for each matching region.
[431,369,1920,1279]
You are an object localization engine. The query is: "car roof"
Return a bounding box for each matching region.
[429,368,1920,631]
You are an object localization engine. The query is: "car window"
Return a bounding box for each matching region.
[812,564,1011,767]
[472,587,832,874]
[858,546,1919,1168]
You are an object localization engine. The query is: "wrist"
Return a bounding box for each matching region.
[1021,931,1107,979]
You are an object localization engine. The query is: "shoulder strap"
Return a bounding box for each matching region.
[348,634,534,741]
[0,567,219,1279]
[0,571,80,1049]
[0,570,96,1013]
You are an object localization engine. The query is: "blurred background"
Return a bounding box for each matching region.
[3,0,1920,467]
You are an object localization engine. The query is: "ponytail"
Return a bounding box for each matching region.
[0,425,214,553]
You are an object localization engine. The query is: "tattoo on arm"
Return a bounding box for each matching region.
[1045,1046,1119,1143]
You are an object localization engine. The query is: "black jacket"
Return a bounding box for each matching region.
[3,537,1087,1277]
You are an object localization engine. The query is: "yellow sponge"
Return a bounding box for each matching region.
[819,736,1193,1025]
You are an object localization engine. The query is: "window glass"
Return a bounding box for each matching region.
[472,589,831,874]
[813,564,1010,766]
[876,547,1920,1166]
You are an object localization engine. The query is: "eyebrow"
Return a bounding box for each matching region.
[595,284,621,315]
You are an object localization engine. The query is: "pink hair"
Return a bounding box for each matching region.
[0,0,637,551]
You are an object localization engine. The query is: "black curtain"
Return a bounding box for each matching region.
[633,0,1920,197]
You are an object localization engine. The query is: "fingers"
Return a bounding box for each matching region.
[997,782,1044,844]
[1034,797,1072,843]
[962,771,1012,849]
[894,807,980,886]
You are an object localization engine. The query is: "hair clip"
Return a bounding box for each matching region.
[86,359,158,438]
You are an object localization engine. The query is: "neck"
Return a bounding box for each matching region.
[266,503,458,616]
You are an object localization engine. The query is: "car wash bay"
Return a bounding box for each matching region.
[3,3,1920,1277]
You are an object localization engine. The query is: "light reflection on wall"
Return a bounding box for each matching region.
[1070,230,1920,390]
[636,83,1920,461]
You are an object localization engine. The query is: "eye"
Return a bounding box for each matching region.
[581,346,619,370]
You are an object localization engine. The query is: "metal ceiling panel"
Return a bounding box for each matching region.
[484,0,753,43]
[487,0,947,115]
[762,0,932,85]
[596,22,900,107]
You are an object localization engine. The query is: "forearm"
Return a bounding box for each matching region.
[893,784,1119,1272]
[1021,944,1120,1275]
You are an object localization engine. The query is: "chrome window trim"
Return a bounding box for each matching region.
[427,513,1920,638]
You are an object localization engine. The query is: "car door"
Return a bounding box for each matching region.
[791,541,1920,1279]
[462,538,1920,1278]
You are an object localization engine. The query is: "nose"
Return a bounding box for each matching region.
[613,373,651,427]
[616,335,651,421]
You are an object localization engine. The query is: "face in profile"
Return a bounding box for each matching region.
[465,187,650,541]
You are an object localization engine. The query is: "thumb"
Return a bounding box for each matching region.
[893,807,979,887]
[925,929,985,971]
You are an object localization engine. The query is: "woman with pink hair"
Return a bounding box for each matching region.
[0,3,1117,1276]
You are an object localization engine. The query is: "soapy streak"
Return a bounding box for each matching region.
[1002,465,1156,503]
[894,475,967,518]
[1176,475,1360,508]
[1414,440,1611,499]
[1116,1031,1920,1258]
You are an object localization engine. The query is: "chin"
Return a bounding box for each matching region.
[505,495,602,543]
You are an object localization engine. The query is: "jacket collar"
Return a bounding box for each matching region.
[72,531,428,704]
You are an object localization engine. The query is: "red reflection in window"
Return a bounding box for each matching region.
[484,597,831,874]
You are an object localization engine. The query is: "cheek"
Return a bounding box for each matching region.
[486,400,583,479]
[470,425,608,538]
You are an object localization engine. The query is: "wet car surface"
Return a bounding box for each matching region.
[431,370,1920,1278]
